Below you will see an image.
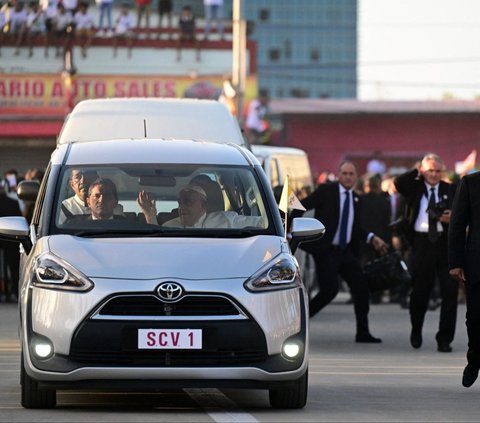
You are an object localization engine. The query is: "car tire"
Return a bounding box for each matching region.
[20,353,56,409]
[269,369,308,409]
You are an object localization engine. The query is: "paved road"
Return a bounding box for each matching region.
[1,297,478,422]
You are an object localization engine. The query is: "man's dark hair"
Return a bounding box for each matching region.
[87,178,118,201]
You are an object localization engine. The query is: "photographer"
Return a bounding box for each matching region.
[394,153,458,353]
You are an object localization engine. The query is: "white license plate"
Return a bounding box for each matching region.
[138,329,202,349]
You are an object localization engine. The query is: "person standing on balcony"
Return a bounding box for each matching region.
[135,0,151,32]
[203,0,223,40]
[73,1,94,58]
[96,0,113,37]
[157,0,172,39]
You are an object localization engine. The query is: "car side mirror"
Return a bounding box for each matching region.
[0,216,32,254]
[289,217,325,254]
[17,180,40,202]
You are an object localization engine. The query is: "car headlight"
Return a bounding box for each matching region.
[244,253,301,292]
[32,252,93,292]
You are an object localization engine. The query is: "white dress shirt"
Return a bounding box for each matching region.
[163,211,263,229]
[414,183,443,234]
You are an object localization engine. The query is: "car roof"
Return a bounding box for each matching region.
[250,145,308,158]
[57,98,247,147]
[52,138,259,167]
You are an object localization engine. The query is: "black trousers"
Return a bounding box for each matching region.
[465,282,480,369]
[311,245,371,335]
[410,232,458,345]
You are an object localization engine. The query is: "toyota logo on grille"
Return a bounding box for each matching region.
[157,282,183,301]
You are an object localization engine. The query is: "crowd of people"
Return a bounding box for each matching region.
[0,167,43,303]
[290,152,478,388]
[0,0,226,59]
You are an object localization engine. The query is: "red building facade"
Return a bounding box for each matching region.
[269,100,480,177]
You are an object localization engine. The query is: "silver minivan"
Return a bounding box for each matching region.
[0,138,323,409]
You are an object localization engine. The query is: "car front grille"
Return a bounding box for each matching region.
[94,294,243,319]
[69,320,268,367]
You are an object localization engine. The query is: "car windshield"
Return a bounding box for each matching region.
[53,164,273,237]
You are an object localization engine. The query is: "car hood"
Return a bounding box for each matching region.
[47,235,285,279]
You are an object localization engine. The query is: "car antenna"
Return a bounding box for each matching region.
[143,119,147,138]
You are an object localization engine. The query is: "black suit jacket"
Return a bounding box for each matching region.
[0,193,22,250]
[394,168,455,243]
[448,171,480,283]
[294,181,369,256]
[0,193,22,217]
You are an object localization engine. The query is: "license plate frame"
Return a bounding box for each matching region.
[138,329,202,349]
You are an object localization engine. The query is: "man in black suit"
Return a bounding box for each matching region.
[394,153,458,353]
[448,170,480,387]
[296,161,388,343]
[0,182,22,302]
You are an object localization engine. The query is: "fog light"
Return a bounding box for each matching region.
[283,342,300,358]
[33,341,53,359]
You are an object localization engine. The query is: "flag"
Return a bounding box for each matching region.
[279,175,306,213]
[455,149,477,176]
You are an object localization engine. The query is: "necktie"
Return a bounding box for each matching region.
[428,187,439,243]
[339,190,350,249]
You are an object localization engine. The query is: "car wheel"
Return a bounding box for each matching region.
[20,353,56,409]
[269,369,308,409]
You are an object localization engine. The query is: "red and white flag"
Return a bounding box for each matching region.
[455,149,477,176]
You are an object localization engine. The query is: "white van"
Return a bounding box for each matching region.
[251,145,314,196]
[251,145,318,297]
[57,98,249,148]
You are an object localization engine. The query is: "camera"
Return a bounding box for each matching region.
[427,199,448,219]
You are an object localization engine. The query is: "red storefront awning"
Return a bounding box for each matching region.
[0,120,63,138]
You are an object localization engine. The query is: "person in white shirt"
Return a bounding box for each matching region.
[60,169,124,223]
[62,0,77,14]
[8,1,28,55]
[245,89,270,144]
[113,2,135,58]
[74,1,94,57]
[53,2,73,57]
[138,184,263,229]
[39,0,58,56]
[60,169,99,223]
[366,150,387,175]
[26,1,47,57]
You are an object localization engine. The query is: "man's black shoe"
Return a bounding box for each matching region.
[410,330,422,349]
[437,343,452,353]
[355,333,382,343]
[462,364,479,388]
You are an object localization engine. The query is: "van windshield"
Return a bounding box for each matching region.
[53,164,273,237]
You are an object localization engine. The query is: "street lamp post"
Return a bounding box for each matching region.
[232,0,246,126]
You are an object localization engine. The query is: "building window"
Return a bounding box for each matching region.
[259,9,269,21]
[269,48,281,61]
[310,48,320,61]
[290,88,309,98]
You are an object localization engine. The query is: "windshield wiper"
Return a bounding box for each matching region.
[72,228,168,237]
